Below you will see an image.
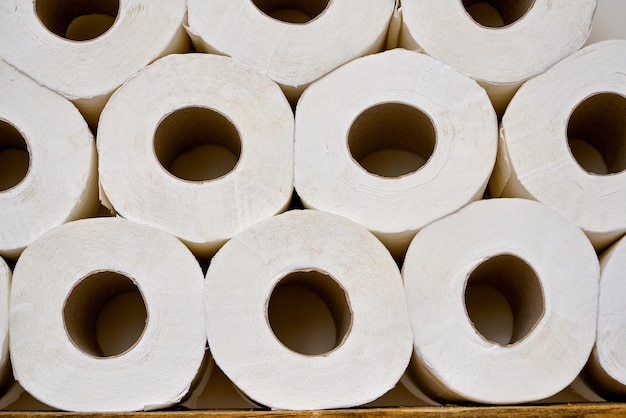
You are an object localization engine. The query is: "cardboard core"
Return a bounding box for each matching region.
[462,0,535,28]
[63,271,147,358]
[568,92,626,175]
[0,119,30,192]
[250,0,330,23]
[267,270,352,356]
[348,102,436,178]
[154,106,241,182]
[35,0,119,41]
[464,254,544,346]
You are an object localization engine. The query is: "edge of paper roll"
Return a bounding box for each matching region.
[491,39,626,250]
[0,58,99,259]
[0,0,191,129]
[397,0,596,115]
[186,0,395,104]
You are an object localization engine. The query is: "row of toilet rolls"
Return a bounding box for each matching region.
[296,39,626,258]
[3,40,626,263]
[7,199,625,411]
[0,0,596,124]
[106,39,625,258]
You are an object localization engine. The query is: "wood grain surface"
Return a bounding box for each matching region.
[0,403,625,418]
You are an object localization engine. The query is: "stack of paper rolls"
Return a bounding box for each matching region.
[0,0,624,412]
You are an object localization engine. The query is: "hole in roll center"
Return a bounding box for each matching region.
[34,0,120,41]
[567,92,626,175]
[154,107,242,182]
[0,119,30,192]
[250,0,331,24]
[267,270,352,356]
[63,271,148,358]
[462,0,535,28]
[348,102,436,178]
[464,254,544,346]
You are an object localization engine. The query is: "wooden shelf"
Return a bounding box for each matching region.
[0,403,625,417]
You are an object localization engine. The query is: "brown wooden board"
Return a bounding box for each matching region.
[0,404,626,418]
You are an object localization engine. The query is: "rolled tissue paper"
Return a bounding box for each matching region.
[0,58,98,260]
[0,0,189,128]
[205,210,412,410]
[186,0,395,103]
[402,198,599,404]
[398,0,596,114]
[584,234,626,399]
[10,217,206,411]
[295,48,497,257]
[490,40,626,250]
[98,53,294,257]
[0,258,10,394]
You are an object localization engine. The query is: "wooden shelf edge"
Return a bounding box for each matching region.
[0,403,624,418]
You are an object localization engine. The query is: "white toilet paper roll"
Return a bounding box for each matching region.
[295,48,497,257]
[186,0,395,103]
[98,53,294,257]
[0,58,98,260]
[205,210,412,410]
[10,217,206,412]
[0,0,189,128]
[402,198,599,404]
[490,40,626,250]
[398,0,596,114]
[584,234,626,399]
[0,258,10,395]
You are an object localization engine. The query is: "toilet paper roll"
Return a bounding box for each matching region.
[98,53,294,257]
[584,234,626,399]
[398,0,596,115]
[10,217,206,412]
[186,0,395,103]
[402,198,599,404]
[0,0,189,128]
[295,48,497,258]
[0,258,10,396]
[205,210,412,410]
[0,58,98,260]
[490,40,626,250]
